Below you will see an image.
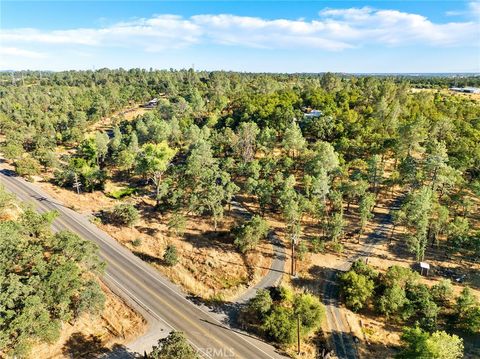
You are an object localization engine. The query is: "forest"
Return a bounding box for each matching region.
[0,69,479,358]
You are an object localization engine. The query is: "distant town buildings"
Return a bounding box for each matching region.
[449,87,480,94]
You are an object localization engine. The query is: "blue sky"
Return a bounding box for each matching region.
[1,1,479,72]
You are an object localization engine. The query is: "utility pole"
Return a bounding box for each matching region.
[297,314,301,355]
[291,231,297,277]
[72,173,82,194]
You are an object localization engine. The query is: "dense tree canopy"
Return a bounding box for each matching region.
[0,187,105,357]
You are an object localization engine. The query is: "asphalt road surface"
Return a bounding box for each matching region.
[322,197,403,359]
[229,200,287,304]
[0,170,287,359]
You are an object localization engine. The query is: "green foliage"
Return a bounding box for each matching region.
[397,327,463,359]
[163,245,179,266]
[108,203,139,227]
[246,289,273,320]
[168,213,187,236]
[54,157,106,192]
[293,293,324,332]
[340,270,375,311]
[242,287,324,345]
[310,237,325,253]
[0,200,105,356]
[396,186,433,261]
[181,139,238,229]
[0,185,16,218]
[358,192,376,234]
[14,155,41,178]
[378,284,409,319]
[150,331,199,359]
[131,238,142,247]
[431,279,454,306]
[297,240,308,260]
[136,142,177,206]
[455,287,480,333]
[234,215,269,253]
[105,186,137,199]
[262,306,297,344]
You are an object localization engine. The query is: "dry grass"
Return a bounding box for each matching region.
[28,281,146,359]
[410,88,480,102]
[36,179,273,301]
[87,105,149,136]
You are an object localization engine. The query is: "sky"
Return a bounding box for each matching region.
[1,1,479,73]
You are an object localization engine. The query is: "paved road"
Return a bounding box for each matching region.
[230,200,287,303]
[322,197,402,359]
[0,170,287,359]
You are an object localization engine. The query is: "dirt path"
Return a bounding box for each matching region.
[321,194,404,359]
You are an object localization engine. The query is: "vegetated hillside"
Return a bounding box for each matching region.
[0,186,146,358]
[1,70,479,357]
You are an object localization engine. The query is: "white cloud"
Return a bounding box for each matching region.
[470,1,480,17]
[0,4,478,57]
[0,46,47,59]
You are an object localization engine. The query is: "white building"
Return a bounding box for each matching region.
[304,109,323,119]
[449,87,480,94]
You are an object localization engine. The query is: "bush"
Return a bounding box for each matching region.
[311,237,325,253]
[108,203,139,227]
[297,240,308,260]
[340,271,375,311]
[431,279,454,306]
[14,155,41,178]
[164,245,178,266]
[378,284,410,319]
[245,289,273,321]
[397,327,463,359]
[168,213,187,236]
[131,238,142,247]
[106,187,136,199]
[234,215,269,253]
[262,306,296,344]
[294,293,325,332]
[330,242,344,253]
[455,287,480,333]
[242,286,325,345]
[150,331,199,359]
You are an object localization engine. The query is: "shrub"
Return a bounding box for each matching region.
[168,213,187,236]
[340,271,375,311]
[14,155,41,178]
[245,289,273,320]
[311,237,325,253]
[108,203,139,227]
[164,245,178,266]
[234,215,269,253]
[105,187,136,199]
[131,238,142,247]
[262,306,296,344]
[297,240,308,260]
[455,287,480,333]
[330,242,344,253]
[378,284,410,320]
[431,279,454,306]
[150,331,199,359]
[243,286,325,345]
[397,327,463,359]
[294,293,325,332]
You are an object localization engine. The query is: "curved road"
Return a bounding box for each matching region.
[0,170,287,359]
[230,200,287,303]
[322,197,402,359]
